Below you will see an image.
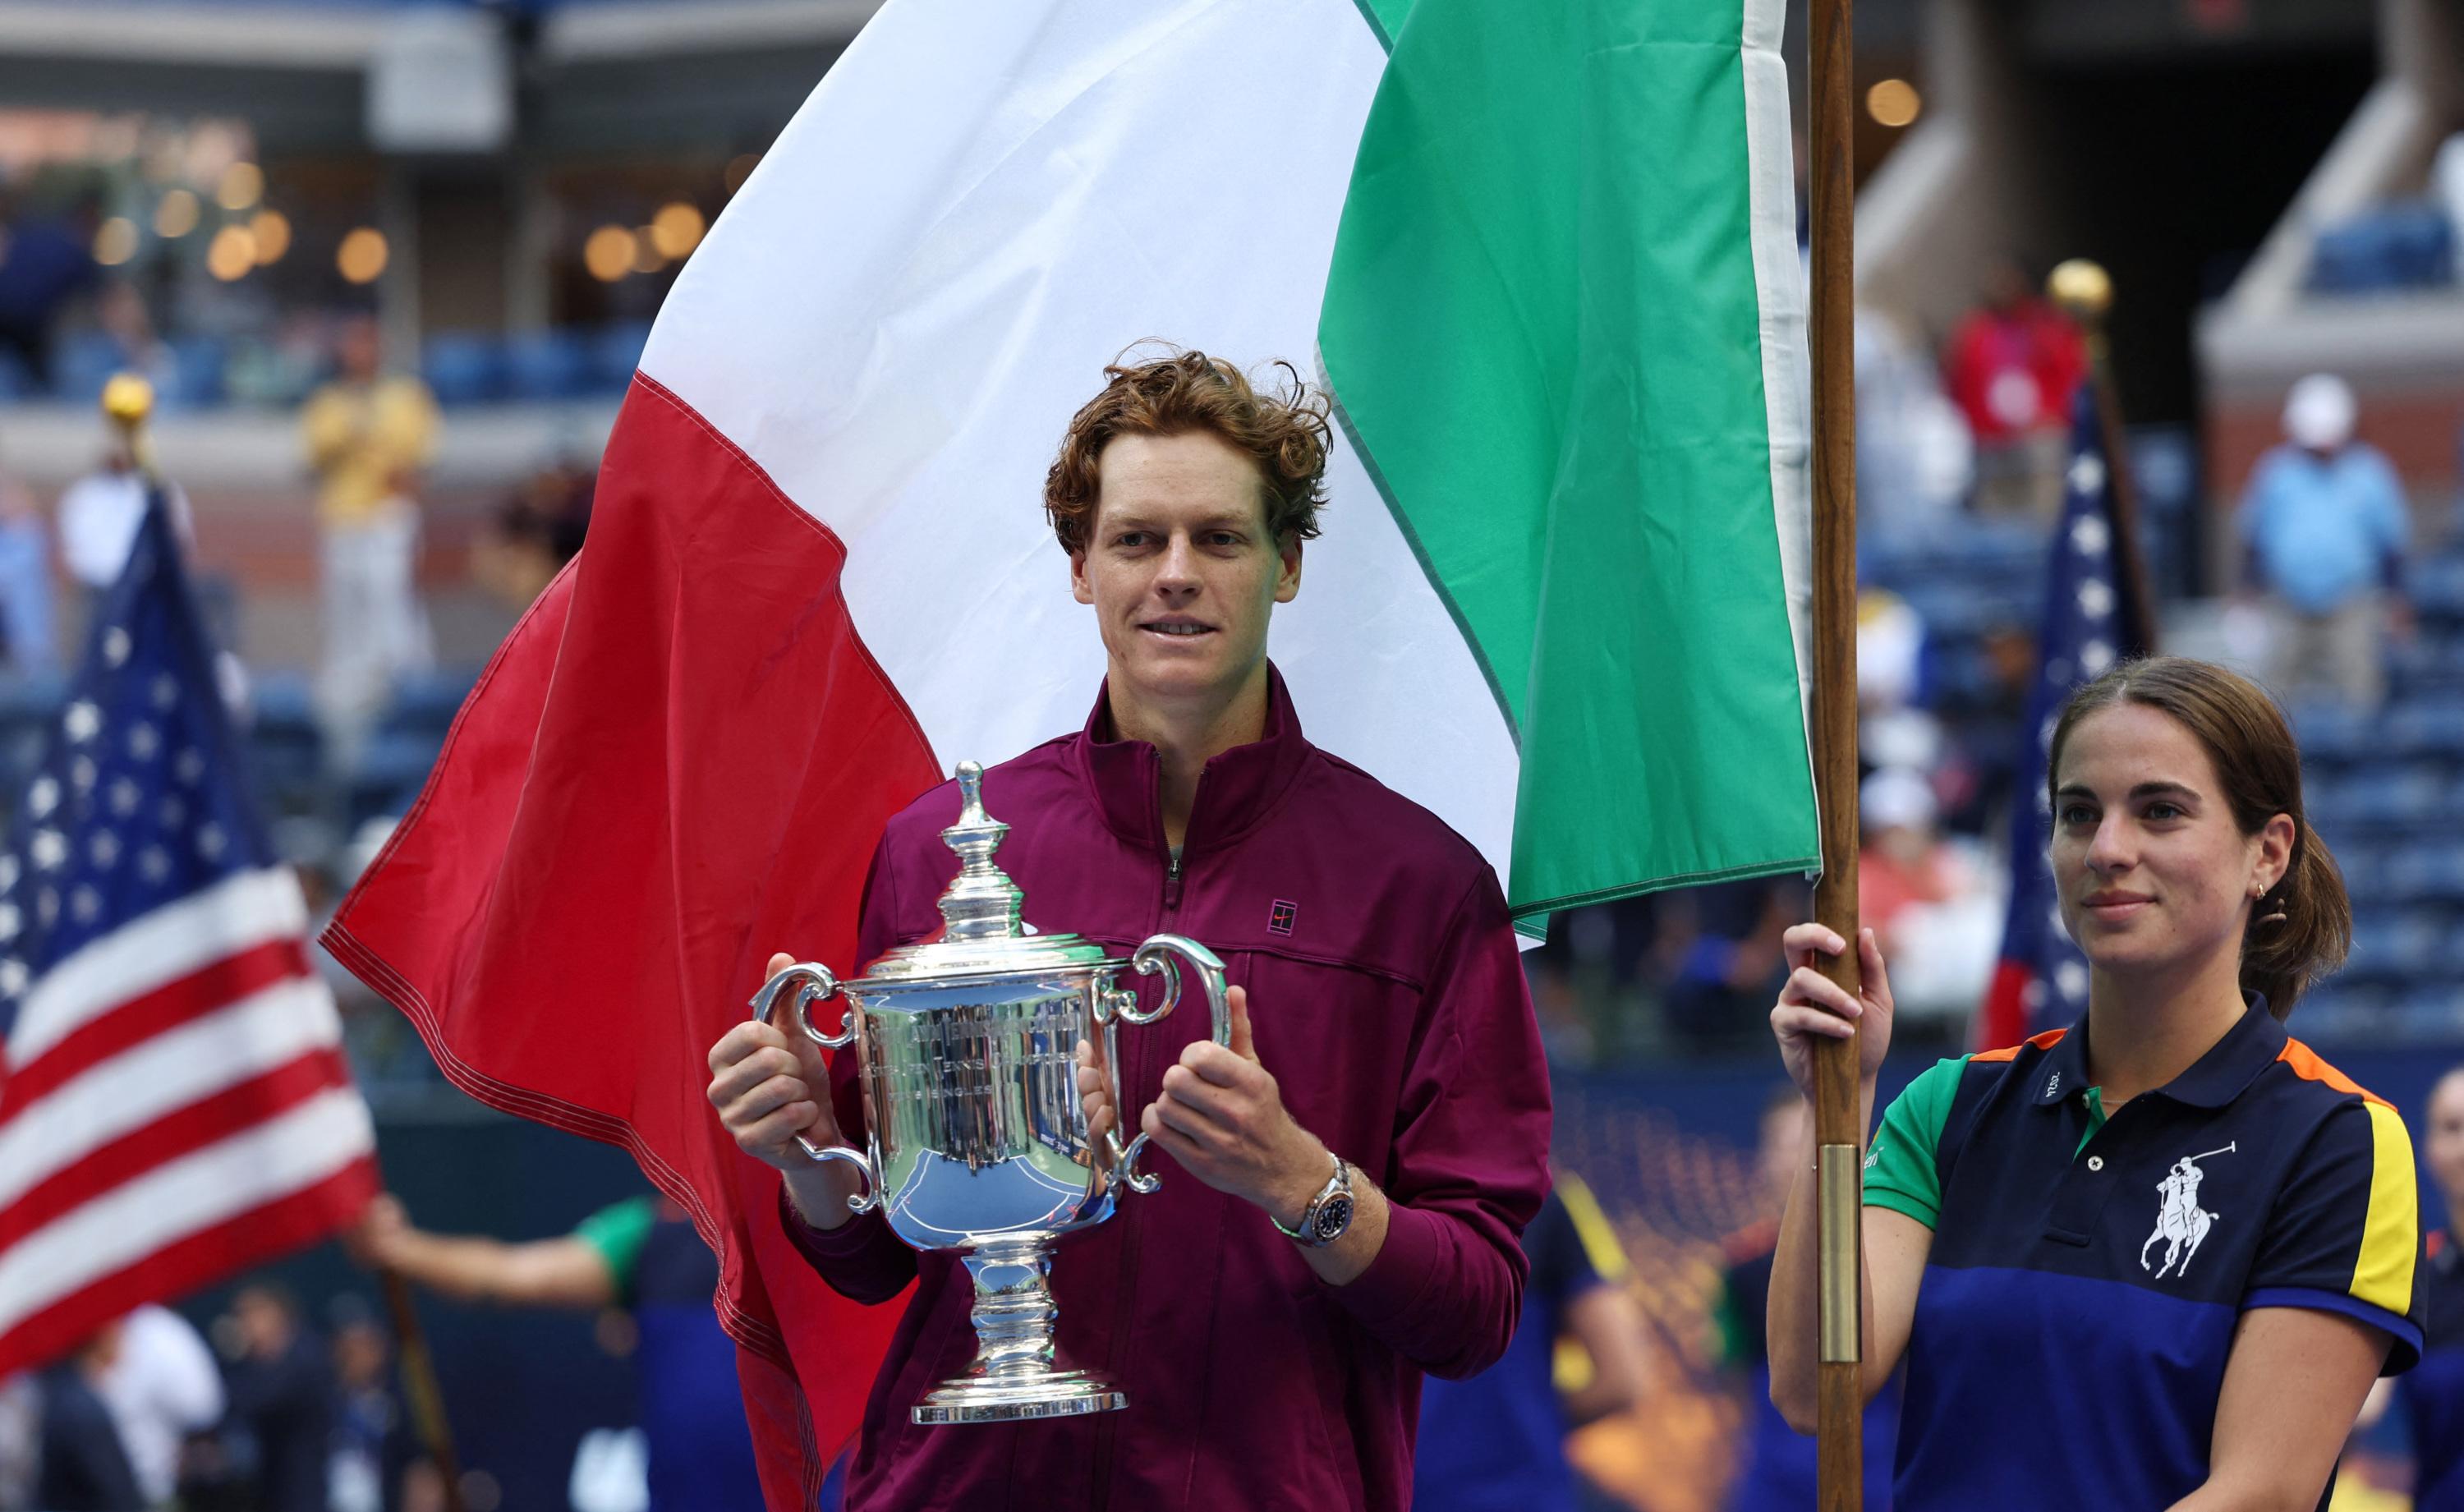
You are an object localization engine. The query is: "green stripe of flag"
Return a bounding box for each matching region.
[1322,0,1818,923]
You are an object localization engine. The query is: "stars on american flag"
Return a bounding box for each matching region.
[0,522,269,1027]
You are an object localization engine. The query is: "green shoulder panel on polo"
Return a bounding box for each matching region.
[572,1194,658,1307]
[1863,1057,1966,1229]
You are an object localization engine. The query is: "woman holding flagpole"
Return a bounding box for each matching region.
[1765,655,2421,1510]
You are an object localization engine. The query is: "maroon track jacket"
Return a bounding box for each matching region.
[784,668,1554,1510]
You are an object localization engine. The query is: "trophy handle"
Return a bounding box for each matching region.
[1103,935,1230,1193]
[747,961,880,1213]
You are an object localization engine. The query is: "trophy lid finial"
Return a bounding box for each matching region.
[935,761,1025,941]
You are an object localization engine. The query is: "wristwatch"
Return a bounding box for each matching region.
[1272,1152,1356,1248]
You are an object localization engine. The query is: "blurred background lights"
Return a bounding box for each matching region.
[629,227,666,275]
[215,161,264,211]
[1867,78,1922,127]
[249,209,291,264]
[583,224,637,283]
[723,152,761,195]
[649,201,705,260]
[92,217,139,266]
[206,224,257,281]
[336,226,388,283]
[154,189,200,238]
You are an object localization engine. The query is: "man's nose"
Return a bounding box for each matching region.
[1154,534,1201,593]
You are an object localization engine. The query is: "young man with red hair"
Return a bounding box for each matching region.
[706,350,1552,1510]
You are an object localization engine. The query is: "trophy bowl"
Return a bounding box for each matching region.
[752,761,1226,1424]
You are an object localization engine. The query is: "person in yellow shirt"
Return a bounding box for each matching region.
[300,314,439,761]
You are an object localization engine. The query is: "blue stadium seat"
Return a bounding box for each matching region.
[2343,910,2443,979]
[2387,701,2464,757]
[2309,202,2457,295]
[591,320,653,393]
[421,331,508,407]
[347,730,444,829]
[504,329,595,401]
[2287,702,2379,765]
[2382,843,2464,904]
[378,668,480,741]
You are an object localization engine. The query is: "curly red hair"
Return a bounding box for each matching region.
[1043,347,1331,555]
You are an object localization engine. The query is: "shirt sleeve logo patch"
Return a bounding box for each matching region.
[1267,899,1298,936]
[2140,1142,2236,1280]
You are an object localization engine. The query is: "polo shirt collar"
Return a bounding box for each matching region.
[2031,996,2284,1110]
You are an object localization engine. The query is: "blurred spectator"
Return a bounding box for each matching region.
[1413,1173,1650,1512]
[348,1193,769,1512]
[0,440,54,674]
[57,433,194,603]
[300,315,439,762]
[471,456,594,610]
[0,1372,33,1510]
[1714,1089,1896,1510]
[2439,134,2464,286]
[2235,373,2411,710]
[95,1306,223,1510]
[0,191,99,384]
[36,1323,145,1512]
[1856,308,1974,546]
[1856,766,2000,1023]
[90,284,178,402]
[327,1298,425,1512]
[1942,260,2084,517]
[1659,879,1803,1050]
[2357,1064,2464,1507]
[217,1281,333,1512]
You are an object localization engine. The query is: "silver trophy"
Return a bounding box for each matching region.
[752,761,1227,1424]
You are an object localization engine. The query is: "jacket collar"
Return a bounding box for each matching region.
[2034,995,2285,1110]
[1075,662,1314,857]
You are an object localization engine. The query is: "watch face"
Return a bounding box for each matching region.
[1312,1194,1354,1243]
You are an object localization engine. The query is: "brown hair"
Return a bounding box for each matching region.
[2048,655,2349,1018]
[1043,347,1331,555]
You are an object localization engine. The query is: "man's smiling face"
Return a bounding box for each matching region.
[1070,430,1302,714]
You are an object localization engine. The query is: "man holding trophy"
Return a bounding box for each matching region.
[706,350,1553,1510]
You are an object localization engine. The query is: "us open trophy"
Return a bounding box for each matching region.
[751,761,1227,1424]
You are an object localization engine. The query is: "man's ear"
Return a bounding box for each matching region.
[1274,535,1303,604]
[1070,548,1094,605]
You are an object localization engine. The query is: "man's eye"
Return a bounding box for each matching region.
[2145,802,2183,821]
[1115,532,1148,548]
[2057,804,2095,825]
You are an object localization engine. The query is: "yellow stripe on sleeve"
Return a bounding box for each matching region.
[1556,1172,1630,1282]
[2352,1101,2419,1317]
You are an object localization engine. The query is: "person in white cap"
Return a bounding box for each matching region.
[2236,373,2411,709]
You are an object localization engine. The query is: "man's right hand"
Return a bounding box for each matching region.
[708,953,862,1225]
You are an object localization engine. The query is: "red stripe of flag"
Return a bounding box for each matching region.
[324,376,929,1508]
[0,1155,379,1378]
[0,940,313,1125]
[0,1043,352,1253]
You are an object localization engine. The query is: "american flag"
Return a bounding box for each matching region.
[1974,389,2153,1048]
[0,489,377,1376]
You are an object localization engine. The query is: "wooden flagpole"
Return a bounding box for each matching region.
[1805,0,1865,1502]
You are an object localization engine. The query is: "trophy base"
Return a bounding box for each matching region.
[911,1369,1129,1425]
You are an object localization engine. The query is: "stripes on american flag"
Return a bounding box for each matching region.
[0,492,376,1377]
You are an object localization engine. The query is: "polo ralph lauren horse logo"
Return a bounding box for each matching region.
[2140,1142,2236,1280]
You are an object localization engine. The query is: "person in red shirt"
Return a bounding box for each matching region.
[1942,260,2086,516]
[705,350,1552,1510]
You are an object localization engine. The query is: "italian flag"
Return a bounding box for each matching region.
[326,0,1814,1503]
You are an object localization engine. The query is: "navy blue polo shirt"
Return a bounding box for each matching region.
[1863,1002,2424,1511]
[2403,1229,2464,1510]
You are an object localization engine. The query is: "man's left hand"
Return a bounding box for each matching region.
[1138,986,1327,1225]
